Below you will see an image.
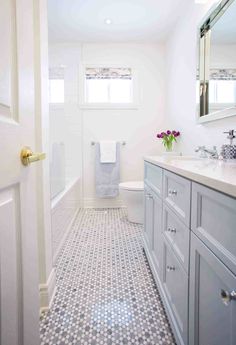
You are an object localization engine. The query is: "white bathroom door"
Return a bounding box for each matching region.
[0,0,40,344]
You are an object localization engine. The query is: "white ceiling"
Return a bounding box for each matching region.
[47,0,189,43]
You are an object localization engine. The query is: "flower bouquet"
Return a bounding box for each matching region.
[156,130,180,152]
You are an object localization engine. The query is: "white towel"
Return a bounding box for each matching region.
[95,143,120,198]
[99,141,117,163]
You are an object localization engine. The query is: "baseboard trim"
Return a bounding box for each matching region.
[39,268,57,314]
[53,207,81,265]
[83,198,125,209]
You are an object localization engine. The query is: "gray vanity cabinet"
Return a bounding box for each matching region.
[144,184,162,278]
[163,205,190,273]
[143,160,236,345]
[191,182,236,276]
[163,170,191,227]
[144,162,163,196]
[144,187,154,251]
[162,238,188,345]
[189,233,236,345]
[152,191,162,277]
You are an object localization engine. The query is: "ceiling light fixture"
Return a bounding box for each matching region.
[104,18,112,25]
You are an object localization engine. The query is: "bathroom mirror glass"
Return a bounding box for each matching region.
[197,0,236,122]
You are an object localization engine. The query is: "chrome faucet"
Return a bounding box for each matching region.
[195,145,219,159]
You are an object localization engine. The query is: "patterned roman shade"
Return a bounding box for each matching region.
[210,69,236,81]
[85,67,132,80]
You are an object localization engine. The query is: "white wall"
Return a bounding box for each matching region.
[211,44,236,68]
[165,0,236,155]
[81,43,166,207]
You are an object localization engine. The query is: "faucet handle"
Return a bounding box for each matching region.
[195,146,207,158]
[223,129,235,136]
[223,130,235,145]
[195,145,205,152]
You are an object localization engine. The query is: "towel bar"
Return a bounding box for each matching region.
[91,141,126,146]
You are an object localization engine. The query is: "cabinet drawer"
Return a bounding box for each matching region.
[163,204,190,273]
[192,182,236,276]
[163,170,191,226]
[190,233,236,345]
[162,237,188,345]
[144,162,163,196]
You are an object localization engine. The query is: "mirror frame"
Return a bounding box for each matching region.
[197,0,236,123]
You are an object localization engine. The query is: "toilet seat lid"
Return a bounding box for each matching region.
[119,181,144,191]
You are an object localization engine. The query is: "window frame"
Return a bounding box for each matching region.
[49,66,65,106]
[79,64,140,109]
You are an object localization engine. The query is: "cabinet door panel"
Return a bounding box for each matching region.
[191,182,236,275]
[190,233,236,345]
[144,186,154,251]
[163,205,190,273]
[162,238,188,344]
[152,192,162,277]
[163,170,191,226]
[144,162,163,196]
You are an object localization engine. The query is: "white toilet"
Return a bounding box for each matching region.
[119,181,144,224]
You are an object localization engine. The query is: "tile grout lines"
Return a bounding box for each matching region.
[40,208,176,345]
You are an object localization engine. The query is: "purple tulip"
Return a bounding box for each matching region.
[156,130,180,141]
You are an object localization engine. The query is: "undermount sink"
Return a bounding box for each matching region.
[163,155,202,161]
[172,155,201,160]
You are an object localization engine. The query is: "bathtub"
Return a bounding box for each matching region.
[51,177,80,263]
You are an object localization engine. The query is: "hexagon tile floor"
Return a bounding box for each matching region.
[40,208,176,345]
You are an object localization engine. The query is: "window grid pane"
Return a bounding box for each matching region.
[49,79,64,104]
[85,67,133,104]
[209,80,236,104]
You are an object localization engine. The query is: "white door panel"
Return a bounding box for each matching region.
[0,188,21,345]
[0,0,40,344]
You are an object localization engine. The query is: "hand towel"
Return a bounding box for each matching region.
[95,143,120,198]
[99,140,117,163]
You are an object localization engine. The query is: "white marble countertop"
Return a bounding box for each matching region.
[144,155,236,198]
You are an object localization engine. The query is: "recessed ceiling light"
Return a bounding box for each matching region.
[104,18,112,25]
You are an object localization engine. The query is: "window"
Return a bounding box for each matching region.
[84,67,133,104]
[209,69,236,105]
[209,80,236,104]
[49,67,65,104]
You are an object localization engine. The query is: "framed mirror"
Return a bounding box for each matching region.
[197,0,236,122]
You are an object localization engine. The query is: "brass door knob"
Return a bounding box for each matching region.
[21,147,46,166]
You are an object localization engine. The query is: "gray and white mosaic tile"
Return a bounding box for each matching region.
[40,208,176,345]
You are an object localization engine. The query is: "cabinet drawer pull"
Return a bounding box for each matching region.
[146,194,153,199]
[167,227,177,234]
[167,265,176,272]
[168,189,177,196]
[221,289,236,305]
